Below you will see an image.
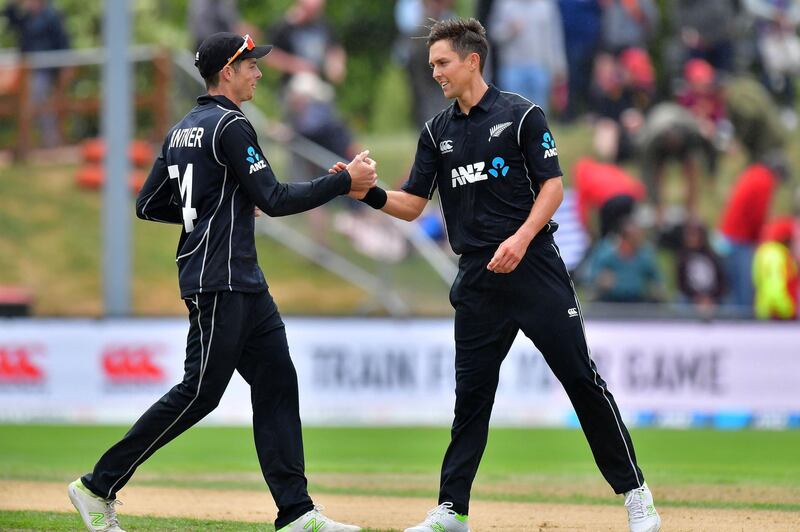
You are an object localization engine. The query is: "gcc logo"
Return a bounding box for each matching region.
[0,345,45,384]
[102,345,166,384]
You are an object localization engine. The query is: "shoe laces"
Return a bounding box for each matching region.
[422,502,456,524]
[104,499,123,529]
[624,488,648,521]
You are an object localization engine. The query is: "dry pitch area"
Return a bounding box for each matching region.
[2,480,798,531]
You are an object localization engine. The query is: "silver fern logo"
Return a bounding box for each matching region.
[488,121,512,141]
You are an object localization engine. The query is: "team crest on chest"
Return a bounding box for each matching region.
[488,121,512,142]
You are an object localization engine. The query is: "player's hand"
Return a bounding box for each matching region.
[254,207,262,218]
[346,150,378,192]
[487,233,531,274]
[328,161,347,174]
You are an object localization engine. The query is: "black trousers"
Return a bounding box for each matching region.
[82,290,313,529]
[439,235,644,515]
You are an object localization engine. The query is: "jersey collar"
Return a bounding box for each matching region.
[450,84,499,119]
[197,94,243,112]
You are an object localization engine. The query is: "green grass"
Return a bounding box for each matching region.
[0,510,274,531]
[1,425,799,494]
[1,425,799,530]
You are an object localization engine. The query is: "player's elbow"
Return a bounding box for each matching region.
[135,200,148,220]
[396,195,427,221]
[259,204,285,217]
[399,210,421,222]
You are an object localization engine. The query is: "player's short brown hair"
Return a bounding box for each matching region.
[426,18,489,74]
[204,60,242,90]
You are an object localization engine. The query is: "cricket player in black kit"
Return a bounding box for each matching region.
[338,18,661,532]
[67,32,372,532]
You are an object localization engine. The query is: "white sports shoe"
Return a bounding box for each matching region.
[67,479,125,532]
[277,506,361,532]
[625,482,661,532]
[404,502,470,532]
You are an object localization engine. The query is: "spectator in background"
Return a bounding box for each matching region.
[618,46,656,111]
[589,49,653,163]
[265,0,346,91]
[395,0,455,128]
[743,0,800,129]
[188,0,256,51]
[717,153,789,310]
[558,0,602,121]
[599,0,658,55]
[286,72,354,162]
[586,215,664,303]
[572,157,646,237]
[589,52,637,161]
[636,102,717,225]
[264,0,355,247]
[725,75,786,161]
[475,0,499,83]
[753,217,799,319]
[3,0,70,147]
[676,220,727,317]
[670,0,738,75]
[264,0,352,168]
[675,58,731,150]
[489,0,567,112]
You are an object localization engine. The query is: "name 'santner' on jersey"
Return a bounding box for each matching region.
[135,94,352,298]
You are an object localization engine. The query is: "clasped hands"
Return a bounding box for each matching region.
[332,150,377,200]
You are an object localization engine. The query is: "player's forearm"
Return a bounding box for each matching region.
[515,177,563,242]
[135,170,182,224]
[256,170,350,217]
[380,190,427,221]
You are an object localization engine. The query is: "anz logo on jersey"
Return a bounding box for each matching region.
[451,157,510,188]
[542,131,557,159]
[246,146,266,174]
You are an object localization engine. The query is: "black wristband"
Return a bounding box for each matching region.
[360,186,387,209]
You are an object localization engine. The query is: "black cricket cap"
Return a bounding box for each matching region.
[195,32,272,79]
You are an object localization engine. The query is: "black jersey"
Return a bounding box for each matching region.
[136,94,351,298]
[402,85,562,255]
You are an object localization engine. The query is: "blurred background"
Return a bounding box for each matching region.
[0,0,798,430]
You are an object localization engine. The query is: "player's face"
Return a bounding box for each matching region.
[230,58,262,102]
[429,39,475,99]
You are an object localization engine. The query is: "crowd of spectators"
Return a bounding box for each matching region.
[374,0,800,319]
[3,0,70,147]
[462,0,800,320]
[10,0,795,320]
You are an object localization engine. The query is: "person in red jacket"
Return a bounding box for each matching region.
[573,157,646,237]
[717,153,788,309]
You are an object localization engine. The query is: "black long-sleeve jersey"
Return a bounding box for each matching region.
[402,85,562,255]
[136,94,351,298]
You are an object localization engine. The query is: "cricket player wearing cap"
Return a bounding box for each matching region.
[333,17,661,532]
[67,32,373,532]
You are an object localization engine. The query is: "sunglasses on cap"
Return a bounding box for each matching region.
[223,34,255,70]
